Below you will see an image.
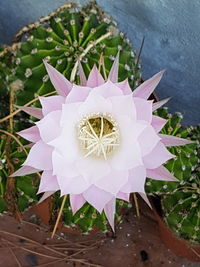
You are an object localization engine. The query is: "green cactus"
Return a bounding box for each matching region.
[12,1,141,106]
[145,108,198,195]
[162,171,200,243]
[0,47,13,122]
[61,196,128,233]
[156,122,200,244]
[0,134,39,213]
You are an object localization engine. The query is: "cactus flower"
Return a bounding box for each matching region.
[12,55,192,230]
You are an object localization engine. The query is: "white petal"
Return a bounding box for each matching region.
[59,175,89,195]
[38,170,60,193]
[23,140,53,170]
[36,111,61,143]
[109,94,136,120]
[83,185,113,213]
[143,141,175,169]
[52,150,79,177]
[39,96,65,116]
[104,197,116,232]
[133,97,153,123]
[17,125,40,143]
[70,194,86,214]
[65,84,91,103]
[78,93,112,117]
[95,169,129,195]
[138,125,161,156]
[76,157,111,183]
[121,166,146,193]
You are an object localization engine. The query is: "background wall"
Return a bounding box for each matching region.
[0,0,199,125]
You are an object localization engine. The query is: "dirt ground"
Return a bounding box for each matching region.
[0,198,199,267]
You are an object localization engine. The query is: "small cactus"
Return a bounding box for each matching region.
[61,197,128,233]
[162,171,200,243]
[145,108,198,195]
[161,123,200,243]
[0,135,39,213]
[12,1,141,106]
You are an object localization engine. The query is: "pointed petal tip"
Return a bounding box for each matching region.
[133,70,165,99]
[10,165,40,177]
[108,51,120,83]
[160,134,194,147]
[152,97,171,111]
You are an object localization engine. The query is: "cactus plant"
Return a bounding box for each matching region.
[161,124,200,244]
[60,197,128,233]
[11,1,141,106]
[145,108,198,195]
[162,171,200,244]
[0,134,39,213]
[0,1,140,232]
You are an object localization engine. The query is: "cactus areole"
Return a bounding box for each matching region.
[11,54,193,231]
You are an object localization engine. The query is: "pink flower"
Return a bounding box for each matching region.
[13,56,191,230]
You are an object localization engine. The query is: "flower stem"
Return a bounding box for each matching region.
[51,195,67,238]
[133,193,140,217]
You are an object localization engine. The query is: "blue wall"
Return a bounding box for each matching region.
[0,0,199,125]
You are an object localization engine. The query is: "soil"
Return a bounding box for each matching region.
[0,197,199,267]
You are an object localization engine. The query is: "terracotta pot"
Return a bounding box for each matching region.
[150,196,200,262]
[32,198,83,235]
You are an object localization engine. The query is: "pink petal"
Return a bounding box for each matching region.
[17,125,40,143]
[116,192,130,202]
[110,95,136,120]
[143,141,175,169]
[65,84,91,103]
[38,170,60,194]
[139,193,152,208]
[78,61,87,86]
[138,125,161,156]
[52,150,79,178]
[133,70,165,99]
[39,95,65,116]
[110,117,143,170]
[115,78,132,95]
[151,116,167,133]
[38,191,55,203]
[95,170,129,195]
[43,61,72,96]
[16,105,43,119]
[146,165,177,181]
[86,65,104,87]
[50,104,80,163]
[70,194,86,214]
[83,185,113,213]
[76,157,111,183]
[104,197,116,232]
[78,93,112,117]
[36,110,61,143]
[121,166,146,193]
[59,175,89,195]
[90,80,123,99]
[159,134,193,147]
[152,97,170,111]
[11,165,40,177]
[108,51,119,83]
[133,97,153,123]
[23,140,53,170]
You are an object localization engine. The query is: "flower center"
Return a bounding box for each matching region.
[77,113,120,160]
